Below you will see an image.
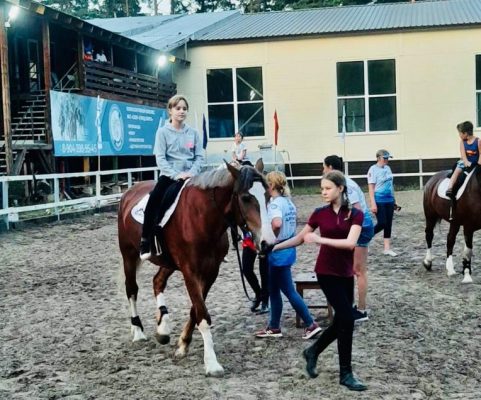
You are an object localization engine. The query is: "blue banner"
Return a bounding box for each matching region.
[50,91,168,156]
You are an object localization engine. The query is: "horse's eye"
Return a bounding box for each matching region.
[241,194,252,202]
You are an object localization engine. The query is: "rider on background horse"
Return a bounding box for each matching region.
[445,121,481,199]
[140,95,205,261]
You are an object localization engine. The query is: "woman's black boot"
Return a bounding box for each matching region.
[302,346,319,378]
[339,366,367,391]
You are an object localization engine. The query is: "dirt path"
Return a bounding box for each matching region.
[1,190,481,399]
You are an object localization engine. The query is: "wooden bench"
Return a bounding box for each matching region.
[294,272,332,328]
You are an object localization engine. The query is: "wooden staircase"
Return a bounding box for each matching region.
[11,91,48,145]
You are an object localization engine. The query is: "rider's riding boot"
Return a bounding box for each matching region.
[140,238,152,261]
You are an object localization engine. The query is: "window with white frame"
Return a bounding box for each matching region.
[476,55,481,127]
[206,67,264,139]
[337,59,397,133]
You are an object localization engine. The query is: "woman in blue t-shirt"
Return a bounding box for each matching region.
[255,171,321,341]
[367,149,397,257]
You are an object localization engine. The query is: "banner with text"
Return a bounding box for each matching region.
[50,91,167,156]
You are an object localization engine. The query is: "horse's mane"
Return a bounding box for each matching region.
[187,168,233,189]
[235,165,267,193]
[187,165,266,191]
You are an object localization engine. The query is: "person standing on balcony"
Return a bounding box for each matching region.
[95,49,108,63]
[139,95,204,261]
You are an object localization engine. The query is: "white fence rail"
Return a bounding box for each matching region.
[0,160,440,230]
[0,166,160,230]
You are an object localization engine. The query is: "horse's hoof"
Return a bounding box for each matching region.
[462,274,473,284]
[173,347,188,359]
[155,333,170,345]
[446,269,456,277]
[131,326,148,342]
[422,260,432,271]
[205,365,224,378]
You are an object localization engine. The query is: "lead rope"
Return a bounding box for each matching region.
[230,224,256,302]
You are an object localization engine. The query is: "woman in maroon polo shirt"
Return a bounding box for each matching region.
[273,170,366,391]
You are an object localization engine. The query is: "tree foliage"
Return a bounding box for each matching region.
[40,0,141,18]
[40,0,415,18]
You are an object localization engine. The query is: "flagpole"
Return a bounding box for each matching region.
[341,104,347,162]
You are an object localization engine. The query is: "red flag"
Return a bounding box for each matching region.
[274,110,279,146]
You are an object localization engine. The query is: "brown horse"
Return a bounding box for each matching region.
[422,165,481,283]
[117,160,276,376]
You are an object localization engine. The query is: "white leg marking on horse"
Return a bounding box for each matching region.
[423,249,433,267]
[156,293,171,336]
[462,269,473,284]
[129,297,147,341]
[463,245,473,261]
[156,293,166,308]
[198,319,224,377]
[249,182,276,245]
[446,256,456,276]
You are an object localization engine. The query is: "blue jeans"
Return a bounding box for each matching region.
[268,265,313,329]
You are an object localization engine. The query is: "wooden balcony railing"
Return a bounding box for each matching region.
[83,61,176,105]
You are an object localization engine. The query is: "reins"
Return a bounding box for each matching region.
[229,223,256,302]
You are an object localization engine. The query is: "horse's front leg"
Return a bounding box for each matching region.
[183,271,224,377]
[153,266,175,344]
[174,308,196,359]
[423,215,437,270]
[445,222,460,276]
[461,229,474,284]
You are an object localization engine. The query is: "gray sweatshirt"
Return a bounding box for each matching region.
[153,121,205,179]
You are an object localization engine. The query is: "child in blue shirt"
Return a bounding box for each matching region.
[446,121,481,198]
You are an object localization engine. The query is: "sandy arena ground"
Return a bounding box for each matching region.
[1,190,481,400]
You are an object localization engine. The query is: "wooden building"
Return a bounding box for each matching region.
[0,0,177,176]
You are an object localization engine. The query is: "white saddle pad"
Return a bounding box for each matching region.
[436,169,475,200]
[131,179,190,226]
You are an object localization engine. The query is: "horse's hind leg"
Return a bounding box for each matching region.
[461,229,474,284]
[182,271,224,377]
[153,266,176,344]
[445,223,461,277]
[123,254,147,342]
[423,215,437,270]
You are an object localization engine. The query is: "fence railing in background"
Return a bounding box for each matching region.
[0,159,439,230]
[0,166,159,230]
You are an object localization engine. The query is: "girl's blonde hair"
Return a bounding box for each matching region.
[167,95,189,111]
[266,170,291,197]
[322,170,352,219]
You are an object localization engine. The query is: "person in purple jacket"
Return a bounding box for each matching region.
[273,170,366,391]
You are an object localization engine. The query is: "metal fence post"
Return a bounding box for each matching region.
[418,159,423,190]
[2,180,8,230]
[54,177,60,221]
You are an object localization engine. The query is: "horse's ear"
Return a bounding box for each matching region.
[225,160,240,179]
[254,158,264,174]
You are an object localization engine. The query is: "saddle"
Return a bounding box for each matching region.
[437,167,476,201]
[131,179,188,226]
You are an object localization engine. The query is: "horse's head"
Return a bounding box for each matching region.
[226,160,277,250]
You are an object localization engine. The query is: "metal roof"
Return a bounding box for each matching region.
[88,0,481,51]
[195,0,481,42]
[89,11,238,51]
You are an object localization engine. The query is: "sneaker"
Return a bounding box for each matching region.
[353,306,369,323]
[383,249,397,257]
[302,322,322,340]
[255,327,282,338]
[256,303,269,315]
[140,239,152,261]
[250,298,261,312]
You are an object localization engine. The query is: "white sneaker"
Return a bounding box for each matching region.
[383,249,397,257]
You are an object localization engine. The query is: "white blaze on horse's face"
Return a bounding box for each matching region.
[249,182,277,246]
